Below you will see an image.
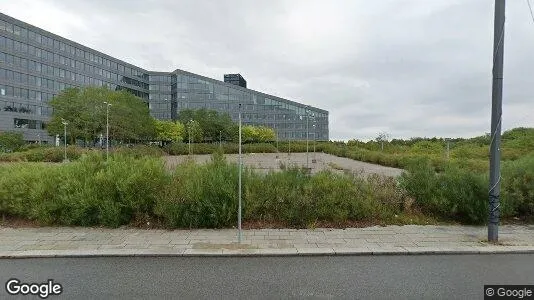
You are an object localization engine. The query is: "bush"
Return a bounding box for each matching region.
[399,158,488,224]
[0,146,87,162]
[155,153,242,228]
[501,155,534,217]
[0,153,169,227]
[245,169,380,226]
[0,132,24,152]
[113,145,166,158]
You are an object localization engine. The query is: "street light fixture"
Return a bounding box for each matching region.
[104,102,112,161]
[61,118,68,162]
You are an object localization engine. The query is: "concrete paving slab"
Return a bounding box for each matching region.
[1,225,533,257]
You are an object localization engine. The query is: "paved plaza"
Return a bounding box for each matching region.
[164,152,404,177]
[0,225,533,257]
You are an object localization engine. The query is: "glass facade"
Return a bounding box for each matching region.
[171,70,328,141]
[0,12,328,142]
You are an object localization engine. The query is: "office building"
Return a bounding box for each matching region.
[0,12,329,143]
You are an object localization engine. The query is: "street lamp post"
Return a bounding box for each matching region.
[306,107,310,170]
[238,104,243,243]
[104,102,112,161]
[313,123,316,162]
[61,118,68,162]
[488,0,505,243]
[188,119,193,155]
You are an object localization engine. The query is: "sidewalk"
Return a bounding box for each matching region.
[1,225,533,258]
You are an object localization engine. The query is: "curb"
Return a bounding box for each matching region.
[1,248,534,258]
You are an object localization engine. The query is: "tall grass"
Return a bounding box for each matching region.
[155,152,244,228]
[0,153,169,227]
[399,156,534,224]
[1,152,532,228]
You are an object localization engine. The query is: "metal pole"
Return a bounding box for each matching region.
[306,108,309,170]
[274,112,278,152]
[489,0,505,243]
[220,130,222,148]
[64,123,67,161]
[313,124,316,161]
[61,118,68,162]
[188,119,192,155]
[288,138,291,156]
[446,139,450,160]
[105,103,110,160]
[238,104,242,243]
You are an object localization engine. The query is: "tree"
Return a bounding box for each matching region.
[178,108,234,142]
[241,125,257,143]
[155,120,185,144]
[376,131,390,151]
[0,132,24,152]
[240,125,275,143]
[48,87,156,145]
[255,126,276,142]
[186,120,203,143]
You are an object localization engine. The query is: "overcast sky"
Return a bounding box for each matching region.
[1,0,533,141]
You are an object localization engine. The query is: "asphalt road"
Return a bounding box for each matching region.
[0,254,532,299]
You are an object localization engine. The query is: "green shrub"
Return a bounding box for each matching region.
[0,132,24,152]
[245,169,377,226]
[399,158,488,224]
[155,153,242,228]
[0,153,169,227]
[243,143,277,153]
[501,155,534,217]
[113,145,166,158]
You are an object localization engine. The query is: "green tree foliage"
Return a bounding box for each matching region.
[241,125,257,143]
[155,120,185,143]
[47,87,156,144]
[255,126,276,142]
[411,140,444,155]
[178,108,235,142]
[241,125,275,143]
[0,132,24,152]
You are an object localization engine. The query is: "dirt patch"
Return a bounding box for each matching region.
[0,215,42,228]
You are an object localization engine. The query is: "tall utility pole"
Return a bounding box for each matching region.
[191,119,193,155]
[104,102,111,161]
[313,123,316,162]
[489,0,505,243]
[274,112,278,152]
[61,119,68,162]
[306,109,309,170]
[238,104,243,243]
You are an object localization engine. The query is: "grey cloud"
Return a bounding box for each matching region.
[1,0,533,140]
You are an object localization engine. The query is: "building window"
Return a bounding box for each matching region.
[14,118,37,129]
